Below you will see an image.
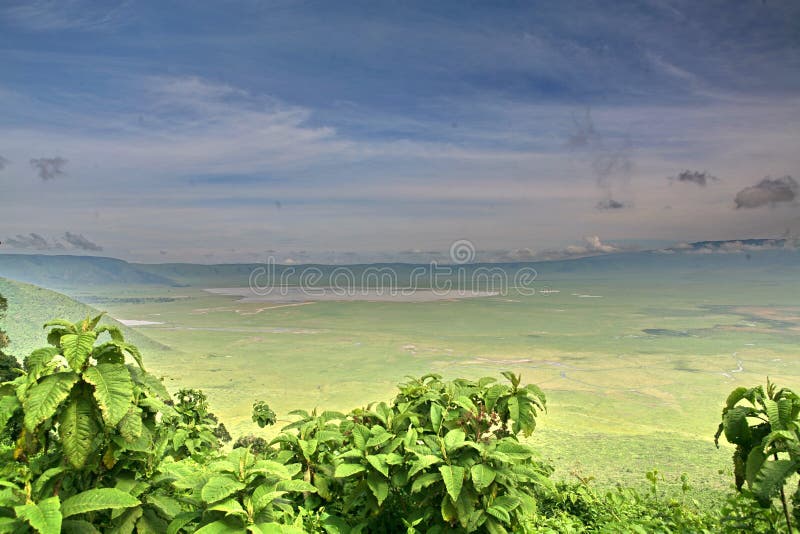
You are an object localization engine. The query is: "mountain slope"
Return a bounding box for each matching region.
[0,254,180,289]
[0,276,169,359]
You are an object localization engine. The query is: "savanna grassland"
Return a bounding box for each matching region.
[18,265,794,504]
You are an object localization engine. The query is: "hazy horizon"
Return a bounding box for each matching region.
[2,1,799,262]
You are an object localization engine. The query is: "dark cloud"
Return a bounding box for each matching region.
[30,157,68,180]
[0,155,9,170]
[734,175,798,209]
[62,232,103,251]
[671,170,717,187]
[4,232,102,252]
[4,233,65,251]
[596,199,629,210]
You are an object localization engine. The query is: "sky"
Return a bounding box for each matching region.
[0,0,799,263]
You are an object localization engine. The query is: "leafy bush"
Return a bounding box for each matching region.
[168,388,232,459]
[716,379,800,532]
[251,372,551,532]
[0,313,791,532]
[0,314,176,532]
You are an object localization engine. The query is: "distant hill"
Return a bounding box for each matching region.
[0,254,180,289]
[0,277,170,359]
[1,240,798,291]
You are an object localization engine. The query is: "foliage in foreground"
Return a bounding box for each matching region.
[0,311,795,532]
[716,378,800,533]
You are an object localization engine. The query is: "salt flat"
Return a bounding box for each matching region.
[204,286,498,302]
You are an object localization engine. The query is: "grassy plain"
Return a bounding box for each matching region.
[41,271,798,502]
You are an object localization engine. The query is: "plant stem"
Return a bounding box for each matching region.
[780,484,793,533]
[774,452,793,533]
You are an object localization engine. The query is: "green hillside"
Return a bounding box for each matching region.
[0,254,180,290]
[0,276,170,359]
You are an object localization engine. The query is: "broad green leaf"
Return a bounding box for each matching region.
[32,467,66,499]
[723,406,755,446]
[61,331,97,372]
[366,430,393,449]
[194,519,246,533]
[15,497,62,534]
[298,439,317,460]
[726,386,749,409]
[96,325,125,342]
[430,403,444,432]
[367,471,389,505]
[107,506,142,534]
[366,454,389,477]
[252,484,287,512]
[411,472,442,494]
[439,465,465,502]
[485,518,509,534]
[778,399,794,429]
[409,454,441,477]
[746,447,768,489]
[167,512,200,534]
[486,505,511,524]
[454,492,472,529]
[440,495,457,523]
[128,366,170,399]
[118,407,143,442]
[251,460,291,479]
[43,319,76,332]
[351,424,370,450]
[443,429,466,452]
[493,495,521,511]
[0,394,21,432]
[765,399,783,431]
[62,519,102,533]
[115,342,145,371]
[146,493,183,520]
[752,459,799,505]
[455,395,477,413]
[84,313,106,331]
[471,464,496,492]
[334,463,366,478]
[495,441,535,460]
[23,371,79,432]
[501,371,520,389]
[61,489,140,518]
[59,392,100,469]
[93,343,125,365]
[507,396,519,422]
[24,347,60,378]
[136,508,168,533]
[276,480,317,493]
[252,524,304,534]
[202,476,245,504]
[209,498,247,516]
[484,385,507,412]
[83,363,133,426]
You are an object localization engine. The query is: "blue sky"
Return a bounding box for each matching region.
[1,0,799,263]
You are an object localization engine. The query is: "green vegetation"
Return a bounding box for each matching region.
[0,310,797,532]
[0,277,168,362]
[46,275,798,498]
[715,379,800,532]
[0,293,21,383]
